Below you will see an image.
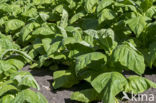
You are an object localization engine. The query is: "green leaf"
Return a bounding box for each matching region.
[71,88,101,103]
[39,12,50,21]
[66,0,76,9]
[112,43,145,75]
[0,60,14,74]
[98,29,117,54]
[12,89,48,103]
[63,37,91,47]
[5,19,25,33]
[53,70,79,89]
[145,42,156,68]
[49,53,66,60]
[79,69,105,83]
[85,0,98,13]
[70,12,85,24]
[57,26,68,38]
[91,72,127,103]
[22,7,38,18]
[20,22,40,42]
[32,25,55,36]
[84,29,98,39]
[1,49,33,61]
[75,52,107,74]
[98,9,116,24]
[97,0,114,13]
[0,35,20,56]
[10,72,40,90]
[60,9,68,28]
[140,0,153,12]
[0,4,21,16]
[124,76,156,94]
[0,83,17,97]
[42,37,62,56]
[126,16,147,37]
[145,6,156,18]
[0,94,15,103]
[6,56,25,70]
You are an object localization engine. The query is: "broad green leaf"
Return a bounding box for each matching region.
[0,60,14,74]
[0,4,21,16]
[63,37,91,47]
[66,26,82,40]
[66,0,76,8]
[0,37,20,56]
[126,16,147,37]
[98,9,116,24]
[10,72,40,90]
[1,49,33,61]
[84,29,98,39]
[53,70,79,89]
[124,76,156,94]
[6,56,25,70]
[145,6,156,18]
[42,37,62,55]
[39,12,50,21]
[98,29,117,54]
[98,29,114,42]
[0,94,15,103]
[60,9,68,28]
[22,7,38,18]
[85,0,98,13]
[57,26,68,38]
[75,52,107,74]
[70,12,85,24]
[112,43,145,75]
[140,0,153,12]
[0,16,8,27]
[146,42,156,68]
[5,19,25,33]
[0,83,17,97]
[97,0,114,13]
[49,53,66,60]
[32,25,55,36]
[12,89,48,103]
[71,89,101,103]
[91,72,127,103]
[52,5,63,14]
[79,68,105,83]
[20,22,40,42]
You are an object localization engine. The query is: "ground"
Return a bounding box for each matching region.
[23,66,156,103]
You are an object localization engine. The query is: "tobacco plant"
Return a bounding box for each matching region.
[0,0,156,103]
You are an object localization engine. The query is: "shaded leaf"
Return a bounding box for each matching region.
[53,70,79,89]
[75,52,107,74]
[71,88,101,103]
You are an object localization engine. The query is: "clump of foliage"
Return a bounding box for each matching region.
[0,0,156,103]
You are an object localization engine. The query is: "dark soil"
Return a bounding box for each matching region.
[23,66,156,103]
[23,66,80,103]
